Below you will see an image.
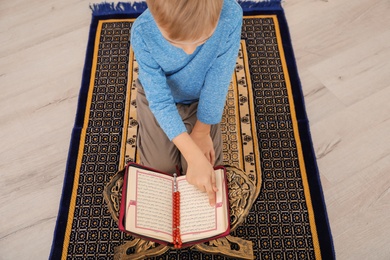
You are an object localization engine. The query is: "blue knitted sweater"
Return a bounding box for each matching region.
[131,0,243,140]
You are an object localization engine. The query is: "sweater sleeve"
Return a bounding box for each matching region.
[131,28,187,141]
[197,13,243,126]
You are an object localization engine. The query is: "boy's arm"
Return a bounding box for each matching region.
[173,131,218,206]
[131,26,187,141]
[197,11,242,127]
[190,120,215,165]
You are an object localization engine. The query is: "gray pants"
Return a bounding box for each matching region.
[135,79,223,174]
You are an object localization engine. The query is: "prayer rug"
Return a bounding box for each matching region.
[50,1,335,259]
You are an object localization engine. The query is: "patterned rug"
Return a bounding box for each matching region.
[50,1,335,259]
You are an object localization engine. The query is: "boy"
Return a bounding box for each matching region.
[131,0,242,206]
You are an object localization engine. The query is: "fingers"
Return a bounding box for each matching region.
[197,185,206,193]
[184,157,218,207]
[206,185,216,207]
[204,150,215,165]
[188,182,215,206]
[207,170,218,206]
[191,172,217,207]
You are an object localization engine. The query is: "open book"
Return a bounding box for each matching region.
[118,163,230,248]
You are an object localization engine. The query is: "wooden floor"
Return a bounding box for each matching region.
[1,0,389,259]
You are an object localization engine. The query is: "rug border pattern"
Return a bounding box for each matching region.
[49,7,335,260]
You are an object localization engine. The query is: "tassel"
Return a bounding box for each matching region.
[90,1,283,17]
[90,1,147,16]
[238,0,283,11]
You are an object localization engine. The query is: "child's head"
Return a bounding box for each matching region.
[146,0,223,44]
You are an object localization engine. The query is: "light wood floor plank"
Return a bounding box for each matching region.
[309,30,390,106]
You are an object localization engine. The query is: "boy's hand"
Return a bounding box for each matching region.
[172,130,218,206]
[190,131,215,165]
[185,155,218,206]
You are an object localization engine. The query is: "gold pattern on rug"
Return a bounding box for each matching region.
[60,15,322,260]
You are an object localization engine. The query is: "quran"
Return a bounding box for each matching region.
[118,163,230,248]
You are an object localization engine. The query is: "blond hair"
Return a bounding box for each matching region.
[146,0,223,42]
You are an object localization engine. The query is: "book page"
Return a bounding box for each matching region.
[125,167,173,242]
[178,169,228,243]
[179,180,216,234]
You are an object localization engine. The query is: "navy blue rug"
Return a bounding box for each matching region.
[50,1,335,259]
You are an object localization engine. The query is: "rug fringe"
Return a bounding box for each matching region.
[90,2,147,16]
[90,0,282,16]
[238,0,283,11]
